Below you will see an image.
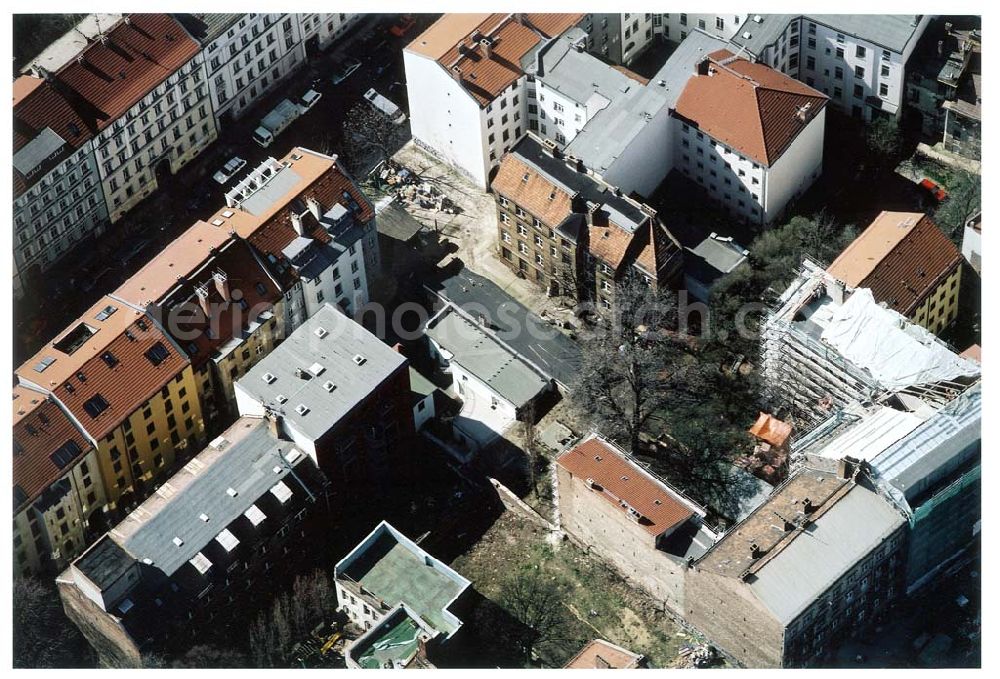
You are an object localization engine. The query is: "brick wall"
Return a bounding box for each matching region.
[556,464,688,615]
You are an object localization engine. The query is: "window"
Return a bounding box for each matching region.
[881,64,890,77]
[854,84,864,98]
[83,394,109,418]
[855,65,865,79]
[879,83,889,97]
[145,342,170,366]
[716,17,724,30]
[856,45,866,59]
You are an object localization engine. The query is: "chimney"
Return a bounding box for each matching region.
[937,40,944,57]
[195,284,212,319]
[213,270,230,302]
[306,197,322,221]
[585,202,601,227]
[944,21,953,35]
[541,137,560,158]
[480,38,493,60]
[749,542,764,559]
[514,13,527,26]
[825,276,845,305]
[267,412,282,439]
[802,497,815,515]
[291,211,305,236]
[450,66,462,83]
[696,58,711,76]
[837,455,860,480]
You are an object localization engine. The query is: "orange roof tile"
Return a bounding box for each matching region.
[413,13,583,108]
[14,387,94,510]
[491,153,575,227]
[749,412,792,448]
[588,222,635,271]
[827,211,962,316]
[557,436,694,536]
[960,344,981,363]
[674,51,828,166]
[564,639,644,669]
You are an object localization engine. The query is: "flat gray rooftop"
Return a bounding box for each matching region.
[13,127,66,177]
[114,418,308,576]
[22,13,123,74]
[732,14,926,56]
[236,304,406,441]
[426,308,549,409]
[240,165,304,216]
[749,483,904,624]
[75,535,134,590]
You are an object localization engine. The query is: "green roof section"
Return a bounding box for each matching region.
[336,521,471,638]
[352,606,431,669]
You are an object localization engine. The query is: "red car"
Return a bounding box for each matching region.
[919,178,949,203]
[390,15,416,37]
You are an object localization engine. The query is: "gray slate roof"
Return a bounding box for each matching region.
[116,419,308,576]
[240,164,304,216]
[731,14,926,56]
[75,535,134,590]
[13,127,66,177]
[749,483,904,624]
[236,304,407,441]
[173,13,242,45]
[425,307,549,409]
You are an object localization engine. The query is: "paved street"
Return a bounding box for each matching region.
[14,14,438,364]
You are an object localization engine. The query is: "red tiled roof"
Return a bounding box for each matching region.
[246,161,375,260]
[492,153,575,227]
[749,412,792,448]
[632,220,681,281]
[827,212,962,316]
[564,639,643,669]
[13,385,94,510]
[419,13,584,108]
[13,14,199,194]
[588,222,635,271]
[152,238,282,368]
[557,436,694,536]
[674,51,828,167]
[960,344,981,363]
[42,314,189,441]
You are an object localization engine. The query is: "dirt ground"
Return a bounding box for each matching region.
[450,509,708,668]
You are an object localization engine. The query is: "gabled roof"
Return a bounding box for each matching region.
[588,222,635,271]
[409,13,584,108]
[13,385,94,511]
[827,211,962,315]
[492,153,575,228]
[632,219,682,279]
[557,435,697,537]
[674,51,828,167]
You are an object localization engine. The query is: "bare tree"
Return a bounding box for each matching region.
[499,570,574,666]
[520,401,540,495]
[13,576,90,668]
[571,273,686,456]
[341,103,406,176]
[170,645,250,669]
[934,170,981,243]
[247,569,337,668]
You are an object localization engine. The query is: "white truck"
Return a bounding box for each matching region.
[363,88,406,125]
[252,99,301,148]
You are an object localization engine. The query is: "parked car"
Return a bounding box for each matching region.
[919,178,949,203]
[298,88,323,113]
[364,88,407,125]
[390,15,416,37]
[212,156,247,185]
[330,56,362,84]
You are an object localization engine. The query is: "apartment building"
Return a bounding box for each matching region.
[827,211,963,334]
[13,75,109,300]
[56,416,329,666]
[16,295,207,519]
[12,13,204,297]
[793,381,981,594]
[299,12,362,53]
[588,13,657,65]
[335,521,473,647]
[175,13,305,124]
[63,14,219,224]
[962,211,982,273]
[111,221,287,427]
[221,151,381,321]
[730,14,931,123]
[404,13,589,188]
[234,304,415,485]
[760,259,980,422]
[556,434,715,615]
[686,467,907,668]
[659,13,747,43]
[14,385,110,576]
[491,135,683,306]
[673,51,827,225]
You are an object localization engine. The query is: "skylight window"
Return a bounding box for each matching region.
[262,372,277,384]
[244,504,266,526]
[144,342,170,366]
[314,327,328,339]
[275,394,288,404]
[308,362,325,376]
[172,537,184,547]
[323,381,336,392]
[215,528,240,552]
[83,394,109,418]
[270,480,293,504]
[189,552,212,574]
[295,404,310,416]
[49,439,82,468]
[101,351,119,368]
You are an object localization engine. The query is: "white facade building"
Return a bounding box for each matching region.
[730,14,931,122]
[658,12,747,43]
